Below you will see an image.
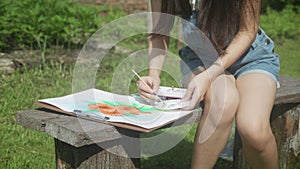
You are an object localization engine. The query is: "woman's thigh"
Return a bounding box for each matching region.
[235,72,277,145]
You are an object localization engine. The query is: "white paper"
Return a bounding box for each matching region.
[154,99,190,110]
[38,88,195,129]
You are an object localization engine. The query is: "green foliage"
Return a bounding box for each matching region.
[260,4,300,41]
[276,38,300,77]
[262,0,300,12]
[0,0,125,51]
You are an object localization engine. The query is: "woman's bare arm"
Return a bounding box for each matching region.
[148,0,170,78]
[148,34,169,78]
[137,0,171,99]
[205,0,261,81]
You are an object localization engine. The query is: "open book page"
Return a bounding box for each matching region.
[38,88,196,130]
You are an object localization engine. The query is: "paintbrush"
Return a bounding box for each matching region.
[131,69,165,104]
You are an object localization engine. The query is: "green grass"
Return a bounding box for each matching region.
[276,38,300,78]
[0,65,73,169]
[0,36,299,169]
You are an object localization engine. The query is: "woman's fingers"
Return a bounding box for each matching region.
[181,79,205,110]
[139,89,158,101]
[151,77,161,93]
[181,81,195,102]
[183,88,203,110]
[139,94,151,103]
[136,76,160,102]
[137,78,153,93]
[181,83,196,110]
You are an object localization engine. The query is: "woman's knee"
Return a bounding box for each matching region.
[209,76,239,112]
[237,121,273,152]
[223,89,239,114]
[204,75,239,124]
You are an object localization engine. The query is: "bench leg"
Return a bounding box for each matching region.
[54,136,140,169]
[271,103,300,169]
[233,103,300,169]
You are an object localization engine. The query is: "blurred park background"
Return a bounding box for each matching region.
[0,0,299,168]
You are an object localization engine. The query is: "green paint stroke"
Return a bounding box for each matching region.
[99,100,155,112]
[84,100,157,114]
[124,113,137,118]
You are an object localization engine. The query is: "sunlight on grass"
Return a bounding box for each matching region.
[276,38,300,78]
[0,65,73,168]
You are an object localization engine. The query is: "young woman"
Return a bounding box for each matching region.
[137,0,280,168]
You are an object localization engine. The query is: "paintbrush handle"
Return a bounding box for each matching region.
[131,69,164,103]
[131,69,153,91]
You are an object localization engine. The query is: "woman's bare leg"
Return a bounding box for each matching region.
[236,73,278,169]
[191,74,239,169]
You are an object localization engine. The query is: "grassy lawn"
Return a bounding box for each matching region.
[276,38,300,78]
[0,34,299,169]
[0,66,73,168]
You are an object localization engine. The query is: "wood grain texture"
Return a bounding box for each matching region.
[275,76,300,104]
[55,138,139,169]
[16,109,122,147]
[272,104,300,169]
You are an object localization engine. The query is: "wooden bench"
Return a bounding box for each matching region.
[16,75,300,169]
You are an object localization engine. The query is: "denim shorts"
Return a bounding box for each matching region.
[179,28,280,88]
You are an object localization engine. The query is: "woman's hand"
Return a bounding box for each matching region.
[181,72,211,110]
[137,75,161,102]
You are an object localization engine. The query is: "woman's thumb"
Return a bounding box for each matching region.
[181,84,194,102]
[152,82,160,93]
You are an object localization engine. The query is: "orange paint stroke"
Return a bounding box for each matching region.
[88,103,151,116]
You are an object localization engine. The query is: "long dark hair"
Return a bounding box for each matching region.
[154,0,259,55]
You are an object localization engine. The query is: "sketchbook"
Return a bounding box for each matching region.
[35,88,199,132]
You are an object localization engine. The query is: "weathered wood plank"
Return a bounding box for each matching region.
[55,139,139,169]
[16,109,122,147]
[16,109,60,132]
[272,104,300,169]
[45,115,123,147]
[275,76,300,105]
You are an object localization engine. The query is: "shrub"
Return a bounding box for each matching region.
[260,4,300,42]
[261,0,300,12]
[0,0,125,51]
